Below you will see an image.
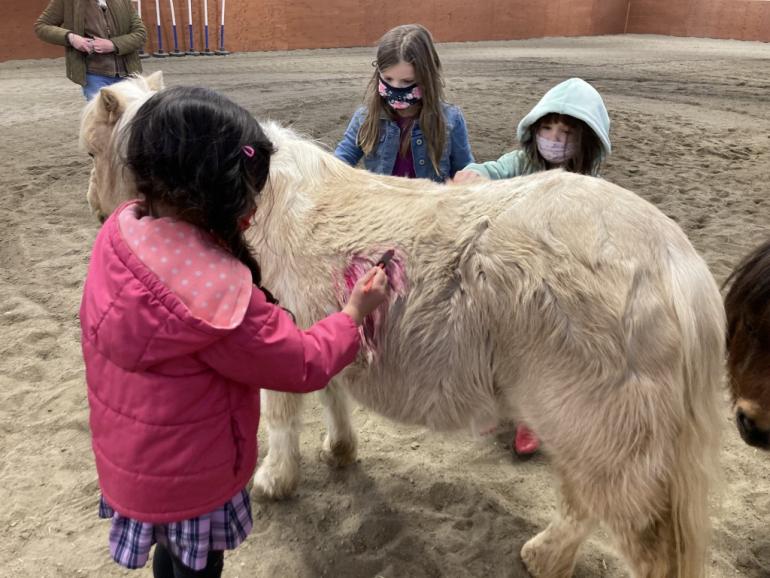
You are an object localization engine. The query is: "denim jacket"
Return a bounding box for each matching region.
[334,103,474,183]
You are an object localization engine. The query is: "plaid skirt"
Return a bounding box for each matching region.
[98,489,253,571]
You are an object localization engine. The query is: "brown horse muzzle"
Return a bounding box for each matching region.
[736,408,770,449]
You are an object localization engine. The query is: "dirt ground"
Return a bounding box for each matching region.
[1,33,769,577]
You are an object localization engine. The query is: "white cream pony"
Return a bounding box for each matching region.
[81,74,725,578]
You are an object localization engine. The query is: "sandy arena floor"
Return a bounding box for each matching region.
[1,34,769,577]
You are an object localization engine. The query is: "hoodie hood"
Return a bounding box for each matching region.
[80,202,253,373]
[517,78,611,158]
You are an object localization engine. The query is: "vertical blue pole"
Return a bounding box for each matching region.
[169,0,183,56]
[185,21,198,55]
[184,0,198,55]
[215,6,228,56]
[152,0,167,56]
[170,23,183,55]
[202,0,213,55]
[215,0,229,54]
[153,23,167,57]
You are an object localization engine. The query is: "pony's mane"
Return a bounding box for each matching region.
[260,120,351,189]
[259,119,454,199]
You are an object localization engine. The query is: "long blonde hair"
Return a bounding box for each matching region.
[357,24,446,174]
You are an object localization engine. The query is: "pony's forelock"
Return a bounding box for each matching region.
[79,75,158,151]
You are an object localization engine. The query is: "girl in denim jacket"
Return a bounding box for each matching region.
[335,24,474,183]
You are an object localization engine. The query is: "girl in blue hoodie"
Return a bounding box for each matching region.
[455,78,612,457]
[455,77,611,182]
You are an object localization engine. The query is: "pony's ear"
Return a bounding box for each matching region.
[98,86,126,122]
[145,71,164,91]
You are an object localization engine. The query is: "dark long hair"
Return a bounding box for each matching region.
[125,85,278,302]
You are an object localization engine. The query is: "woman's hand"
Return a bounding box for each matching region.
[451,169,486,184]
[68,33,93,53]
[342,267,389,325]
[92,37,116,54]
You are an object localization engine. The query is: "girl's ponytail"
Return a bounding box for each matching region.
[224,230,280,306]
[221,139,279,305]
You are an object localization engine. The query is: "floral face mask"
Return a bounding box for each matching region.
[378,77,423,110]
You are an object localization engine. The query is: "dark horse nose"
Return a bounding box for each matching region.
[736,409,770,449]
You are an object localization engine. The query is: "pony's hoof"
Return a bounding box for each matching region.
[521,533,572,578]
[251,463,298,500]
[521,537,543,577]
[319,436,357,468]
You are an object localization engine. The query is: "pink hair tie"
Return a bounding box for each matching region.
[242,145,255,158]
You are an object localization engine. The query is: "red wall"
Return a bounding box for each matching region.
[177,0,629,52]
[7,1,61,60]
[627,0,770,41]
[3,0,768,64]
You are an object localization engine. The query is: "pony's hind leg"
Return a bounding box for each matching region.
[318,379,357,467]
[521,481,596,578]
[252,390,304,499]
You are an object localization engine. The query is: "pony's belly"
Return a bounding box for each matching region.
[343,373,495,432]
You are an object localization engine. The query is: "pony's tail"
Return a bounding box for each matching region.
[667,247,725,577]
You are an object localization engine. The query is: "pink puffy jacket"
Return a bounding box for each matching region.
[80,202,360,523]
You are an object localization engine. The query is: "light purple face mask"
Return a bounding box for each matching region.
[536,135,576,164]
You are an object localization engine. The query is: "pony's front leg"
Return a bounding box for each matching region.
[318,379,357,467]
[252,390,304,500]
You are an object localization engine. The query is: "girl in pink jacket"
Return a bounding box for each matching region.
[80,85,389,577]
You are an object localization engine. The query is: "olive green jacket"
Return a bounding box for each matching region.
[34,0,146,86]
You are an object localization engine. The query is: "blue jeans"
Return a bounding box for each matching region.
[83,73,124,101]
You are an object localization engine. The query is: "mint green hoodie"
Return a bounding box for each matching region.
[464,78,611,179]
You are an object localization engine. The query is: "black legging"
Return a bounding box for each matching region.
[152,542,224,578]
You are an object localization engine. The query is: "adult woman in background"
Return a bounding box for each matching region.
[34,0,146,100]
